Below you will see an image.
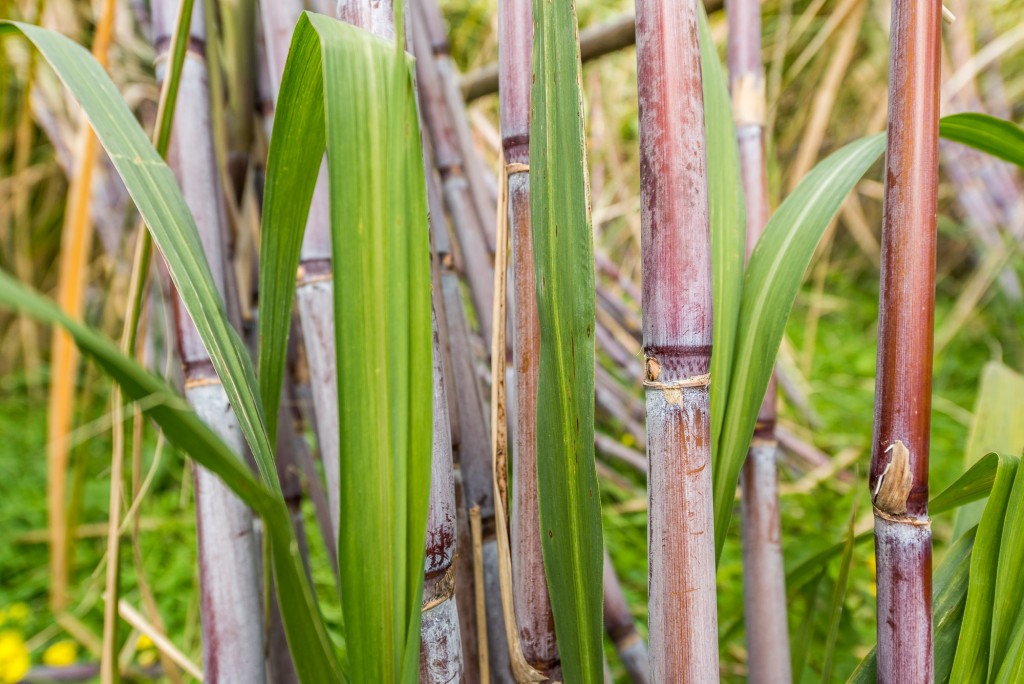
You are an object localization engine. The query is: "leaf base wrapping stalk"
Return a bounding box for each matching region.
[508,170,559,676]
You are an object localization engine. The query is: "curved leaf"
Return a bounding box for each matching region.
[713,133,886,557]
[941,113,1024,169]
[0,22,342,682]
[0,21,278,489]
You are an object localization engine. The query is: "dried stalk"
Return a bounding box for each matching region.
[46,0,117,616]
[870,1,941,681]
[634,0,719,680]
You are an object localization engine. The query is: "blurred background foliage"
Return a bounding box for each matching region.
[1,0,1022,681]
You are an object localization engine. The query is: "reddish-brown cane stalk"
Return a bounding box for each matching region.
[499,0,560,677]
[634,0,719,680]
[420,313,464,683]
[726,1,792,681]
[870,1,941,682]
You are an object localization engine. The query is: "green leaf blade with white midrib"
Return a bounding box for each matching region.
[0,268,342,683]
[0,21,277,493]
[940,113,1024,169]
[712,113,1024,561]
[713,132,887,558]
[530,1,604,681]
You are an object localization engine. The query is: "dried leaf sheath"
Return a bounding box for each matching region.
[530,0,604,681]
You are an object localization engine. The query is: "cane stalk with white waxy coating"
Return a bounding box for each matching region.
[152,1,265,679]
[634,0,718,680]
[726,1,791,681]
[870,1,941,681]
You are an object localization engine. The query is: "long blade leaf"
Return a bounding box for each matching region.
[713,132,886,557]
[940,113,1024,169]
[530,0,604,680]
[700,4,746,458]
[0,268,342,682]
[261,13,434,681]
[0,21,278,489]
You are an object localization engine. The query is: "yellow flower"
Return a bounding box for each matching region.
[621,432,636,448]
[0,631,30,684]
[137,633,157,667]
[42,640,78,667]
[5,606,28,625]
[138,649,158,667]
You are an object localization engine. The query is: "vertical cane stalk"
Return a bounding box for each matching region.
[151,1,267,679]
[870,1,941,681]
[635,0,718,680]
[726,1,791,680]
[420,313,464,683]
[498,0,559,676]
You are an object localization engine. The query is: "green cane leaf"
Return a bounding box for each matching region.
[713,132,887,558]
[530,1,604,680]
[700,3,746,460]
[0,21,343,682]
[261,13,433,682]
[940,113,1024,169]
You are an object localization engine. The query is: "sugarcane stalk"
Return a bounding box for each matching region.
[410,7,495,343]
[725,1,792,682]
[870,2,940,682]
[496,0,560,676]
[634,0,718,680]
[151,1,266,680]
[434,175,515,682]
[461,1,725,102]
[421,312,464,683]
[414,0,498,256]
